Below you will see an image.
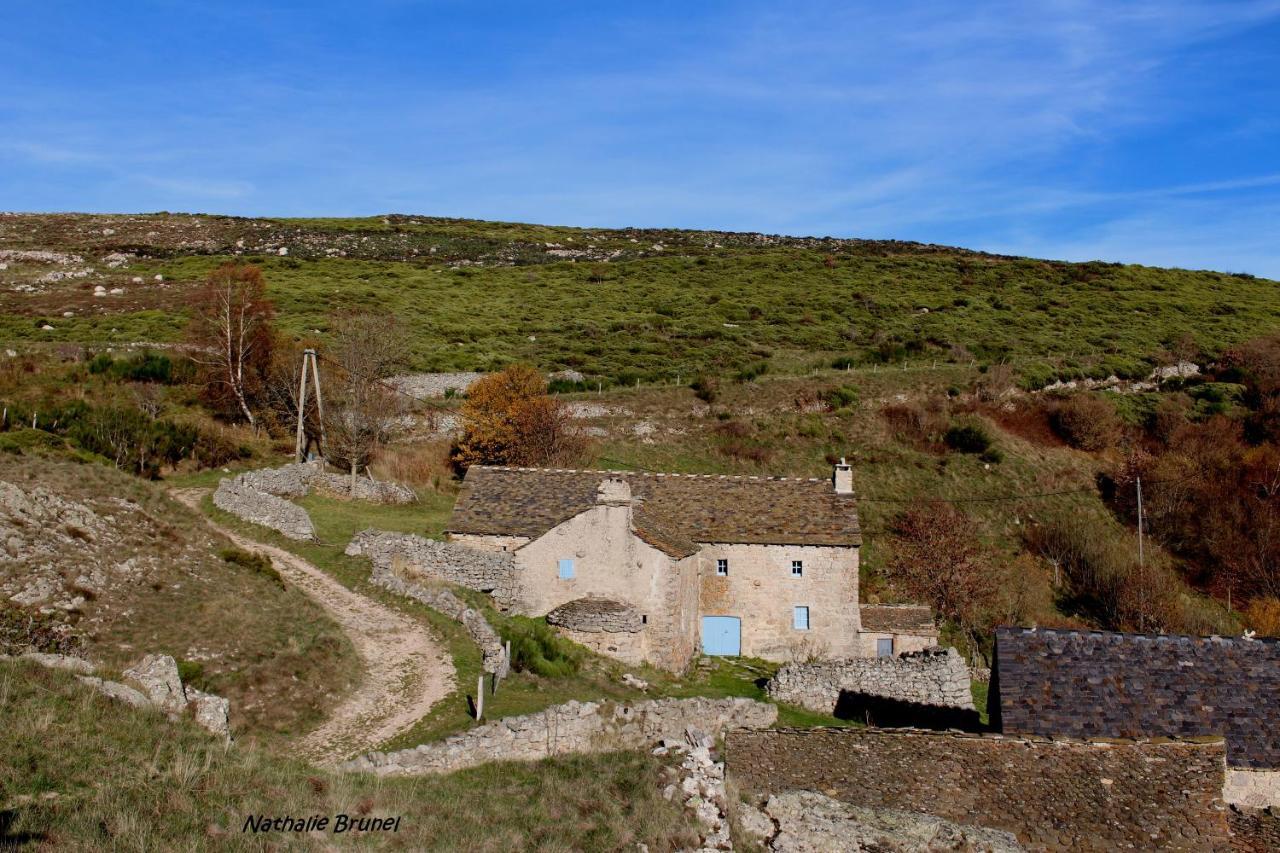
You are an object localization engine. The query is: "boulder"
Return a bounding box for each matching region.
[124,653,186,712]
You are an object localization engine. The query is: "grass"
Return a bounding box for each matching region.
[0,660,699,851]
[4,213,1280,389]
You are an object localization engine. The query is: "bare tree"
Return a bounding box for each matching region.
[322,312,408,485]
[187,264,274,427]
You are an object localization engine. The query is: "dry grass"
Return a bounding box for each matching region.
[0,660,699,851]
[0,457,358,744]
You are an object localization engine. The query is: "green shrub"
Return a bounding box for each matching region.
[500,616,585,678]
[219,548,283,587]
[944,423,992,454]
[824,385,859,410]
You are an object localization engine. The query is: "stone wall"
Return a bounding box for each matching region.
[555,625,646,666]
[1224,769,1280,810]
[767,647,974,714]
[545,597,642,632]
[213,478,316,541]
[727,728,1235,851]
[349,536,508,674]
[346,529,516,608]
[340,696,777,777]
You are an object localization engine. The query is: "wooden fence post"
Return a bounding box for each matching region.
[476,675,485,721]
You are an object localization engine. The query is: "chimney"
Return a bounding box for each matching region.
[597,477,633,506]
[832,457,854,494]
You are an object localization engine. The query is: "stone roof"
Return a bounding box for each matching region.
[991,626,1280,769]
[546,597,642,633]
[447,466,861,556]
[859,605,936,635]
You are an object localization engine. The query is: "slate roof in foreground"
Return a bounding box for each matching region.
[447,466,861,556]
[992,626,1280,769]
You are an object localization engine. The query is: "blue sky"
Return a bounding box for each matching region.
[3,1,1279,276]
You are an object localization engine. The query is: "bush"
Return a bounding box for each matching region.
[689,375,718,404]
[0,605,83,656]
[1245,597,1280,637]
[734,360,769,383]
[219,547,283,587]
[1051,394,1123,451]
[500,616,585,678]
[824,385,859,410]
[944,423,992,454]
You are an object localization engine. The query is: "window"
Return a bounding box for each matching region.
[716,558,729,576]
[791,560,804,577]
[557,558,575,580]
[641,615,648,624]
[793,606,810,630]
[876,637,894,658]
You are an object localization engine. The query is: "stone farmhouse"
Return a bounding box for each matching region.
[990,626,1280,809]
[444,460,935,671]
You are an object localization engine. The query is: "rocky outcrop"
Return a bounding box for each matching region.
[768,647,974,714]
[546,597,641,633]
[349,531,508,674]
[12,651,231,742]
[213,477,316,541]
[340,696,776,777]
[755,791,1024,852]
[346,529,515,606]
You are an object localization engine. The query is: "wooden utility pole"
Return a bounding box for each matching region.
[1136,476,1145,568]
[294,349,326,462]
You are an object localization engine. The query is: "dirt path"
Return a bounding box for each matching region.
[171,488,456,766]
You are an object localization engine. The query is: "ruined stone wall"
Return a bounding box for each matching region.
[212,478,315,541]
[696,542,859,660]
[347,529,516,607]
[555,626,646,666]
[447,532,530,553]
[728,728,1234,852]
[341,696,777,777]
[767,647,974,713]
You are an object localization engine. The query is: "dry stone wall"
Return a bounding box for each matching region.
[348,531,509,674]
[728,728,1234,852]
[768,647,974,713]
[347,529,515,608]
[213,478,316,541]
[341,697,777,777]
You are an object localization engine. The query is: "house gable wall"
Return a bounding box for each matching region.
[511,504,698,671]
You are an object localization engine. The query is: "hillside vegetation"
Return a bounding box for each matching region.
[3,212,1278,387]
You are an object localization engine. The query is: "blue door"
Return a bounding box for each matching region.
[702,616,741,656]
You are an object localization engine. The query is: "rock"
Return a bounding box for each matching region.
[764,791,1024,852]
[737,803,776,843]
[19,652,94,674]
[186,688,232,743]
[124,653,186,712]
[686,726,714,750]
[76,675,152,710]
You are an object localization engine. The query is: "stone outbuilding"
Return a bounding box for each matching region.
[990,626,1280,809]
[444,460,923,672]
[857,605,938,657]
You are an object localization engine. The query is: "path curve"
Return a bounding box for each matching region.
[171,488,456,766]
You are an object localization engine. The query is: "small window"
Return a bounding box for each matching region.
[791,560,804,577]
[716,558,729,577]
[558,558,575,580]
[876,637,894,658]
[793,606,810,630]
[641,614,648,624]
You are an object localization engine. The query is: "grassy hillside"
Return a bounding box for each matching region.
[2,213,1278,386]
[0,660,698,851]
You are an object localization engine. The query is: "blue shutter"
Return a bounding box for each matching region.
[558,559,575,579]
[793,606,810,630]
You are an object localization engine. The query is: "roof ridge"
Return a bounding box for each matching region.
[471,464,837,485]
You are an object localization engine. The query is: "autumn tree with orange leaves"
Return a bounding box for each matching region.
[450,365,583,472]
